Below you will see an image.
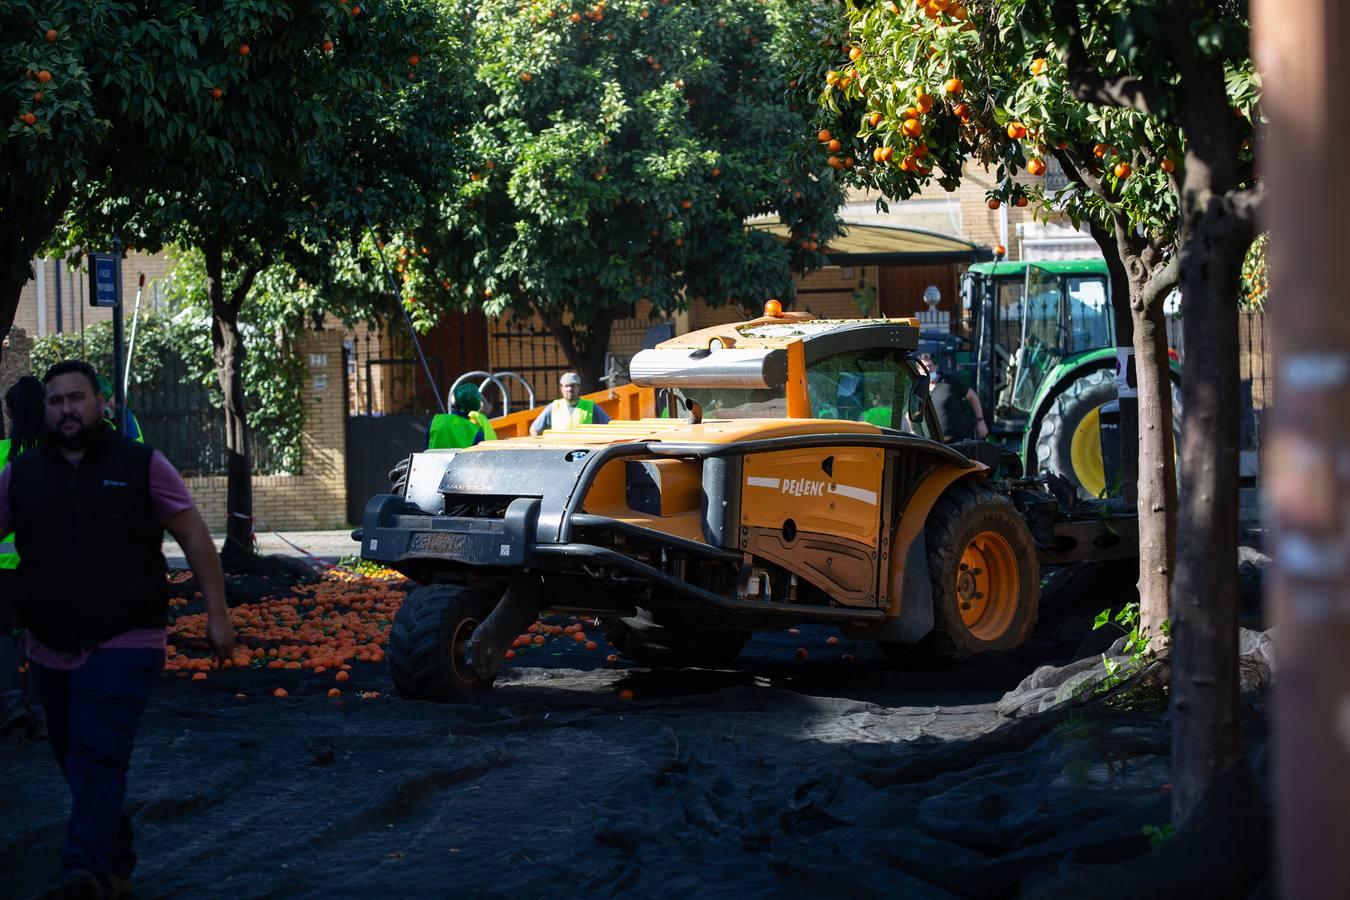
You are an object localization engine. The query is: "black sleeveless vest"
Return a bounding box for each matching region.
[8,429,170,651]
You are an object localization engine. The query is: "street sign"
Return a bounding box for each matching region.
[88,252,121,308]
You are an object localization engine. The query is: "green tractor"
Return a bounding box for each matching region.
[934,259,1182,500]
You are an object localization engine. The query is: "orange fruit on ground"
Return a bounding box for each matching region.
[504,649,516,660]
[585,641,598,651]
[532,635,545,645]
[1027,157,1047,176]
[842,653,856,663]
[795,648,808,660]
[1006,121,1028,140]
[944,77,963,94]
[327,688,341,698]
[987,198,1001,209]
[192,672,207,681]
[827,636,840,646]
[618,688,635,701]
[1114,162,1132,179]
[273,688,288,698]
[901,118,923,138]
[607,654,619,663]
[336,670,349,681]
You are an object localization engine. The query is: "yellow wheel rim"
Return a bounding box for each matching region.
[1069,405,1107,498]
[956,530,1020,641]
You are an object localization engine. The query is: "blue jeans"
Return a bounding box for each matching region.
[31,648,164,878]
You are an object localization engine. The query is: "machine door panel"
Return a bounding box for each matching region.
[740,447,884,546]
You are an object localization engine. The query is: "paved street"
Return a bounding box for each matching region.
[163,529,359,568]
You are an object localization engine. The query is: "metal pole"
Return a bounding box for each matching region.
[1254,0,1350,897]
[357,205,446,414]
[123,272,145,400]
[110,239,128,437]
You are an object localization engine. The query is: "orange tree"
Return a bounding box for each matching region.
[791,0,1261,825]
[0,0,108,360]
[389,0,844,389]
[55,0,471,561]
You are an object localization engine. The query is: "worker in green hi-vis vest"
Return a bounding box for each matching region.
[0,375,46,738]
[97,374,144,443]
[530,371,611,435]
[427,382,486,450]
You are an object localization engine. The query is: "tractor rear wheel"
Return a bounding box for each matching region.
[387,585,494,701]
[606,611,751,668]
[923,483,1039,657]
[1033,367,1117,500]
[1034,368,1183,500]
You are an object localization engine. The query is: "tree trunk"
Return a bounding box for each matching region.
[540,306,617,391]
[204,240,256,567]
[1169,194,1247,826]
[1090,222,1139,509]
[1132,298,1177,642]
[1256,0,1350,892]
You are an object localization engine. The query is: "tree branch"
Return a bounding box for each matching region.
[1139,253,1180,314]
[1052,0,1167,114]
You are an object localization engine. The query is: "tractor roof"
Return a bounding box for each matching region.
[629,312,921,391]
[657,312,920,358]
[967,259,1108,277]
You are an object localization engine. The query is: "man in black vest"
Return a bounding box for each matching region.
[0,360,234,900]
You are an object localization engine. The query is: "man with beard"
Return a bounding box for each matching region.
[0,360,235,899]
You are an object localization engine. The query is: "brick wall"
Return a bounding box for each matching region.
[12,251,177,339]
[183,329,350,532]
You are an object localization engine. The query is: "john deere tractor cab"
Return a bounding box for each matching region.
[959,259,1181,500]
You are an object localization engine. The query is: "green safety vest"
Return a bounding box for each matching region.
[548,398,595,431]
[862,406,893,427]
[468,410,497,441]
[0,439,16,570]
[428,413,482,449]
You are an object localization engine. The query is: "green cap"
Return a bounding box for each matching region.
[452,382,482,413]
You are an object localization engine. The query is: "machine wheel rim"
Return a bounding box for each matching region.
[450,615,481,686]
[1069,404,1108,499]
[956,530,1020,641]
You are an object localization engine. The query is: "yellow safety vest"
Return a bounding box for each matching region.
[548,398,596,431]
[468,410,497,441]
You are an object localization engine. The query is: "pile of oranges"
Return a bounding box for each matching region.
[163,565,407,680]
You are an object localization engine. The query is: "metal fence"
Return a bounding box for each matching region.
[1164,308,1271,409]
[131,354,282,476]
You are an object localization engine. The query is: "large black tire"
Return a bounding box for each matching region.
[1034,368,1184,500]
[1033,368,1117,500]
[921,482,1040,657]
[387,585,494,701]
[605,610,750,668]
